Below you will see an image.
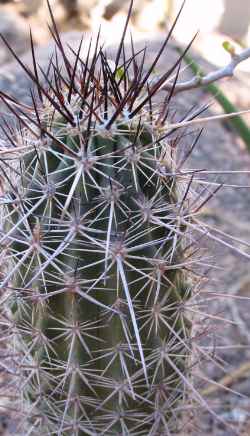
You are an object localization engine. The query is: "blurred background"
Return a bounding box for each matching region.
[0,0,250,67]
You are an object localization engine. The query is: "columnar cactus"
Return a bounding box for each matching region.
[0,1,238,435]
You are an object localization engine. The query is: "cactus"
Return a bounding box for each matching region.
[1,1,246,435]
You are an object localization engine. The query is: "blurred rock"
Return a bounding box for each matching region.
[58,0,97,30]
[0,8,29,65]
[59,0,79,17]
[99,0,167,30]
[0,0,42,16]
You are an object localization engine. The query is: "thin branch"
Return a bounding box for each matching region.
[160,46,250,94]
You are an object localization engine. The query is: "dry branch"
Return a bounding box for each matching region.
[160,46,250,94]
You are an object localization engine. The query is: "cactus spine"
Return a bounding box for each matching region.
[0,1,217,435]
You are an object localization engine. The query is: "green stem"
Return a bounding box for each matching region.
[175,48,250,150]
